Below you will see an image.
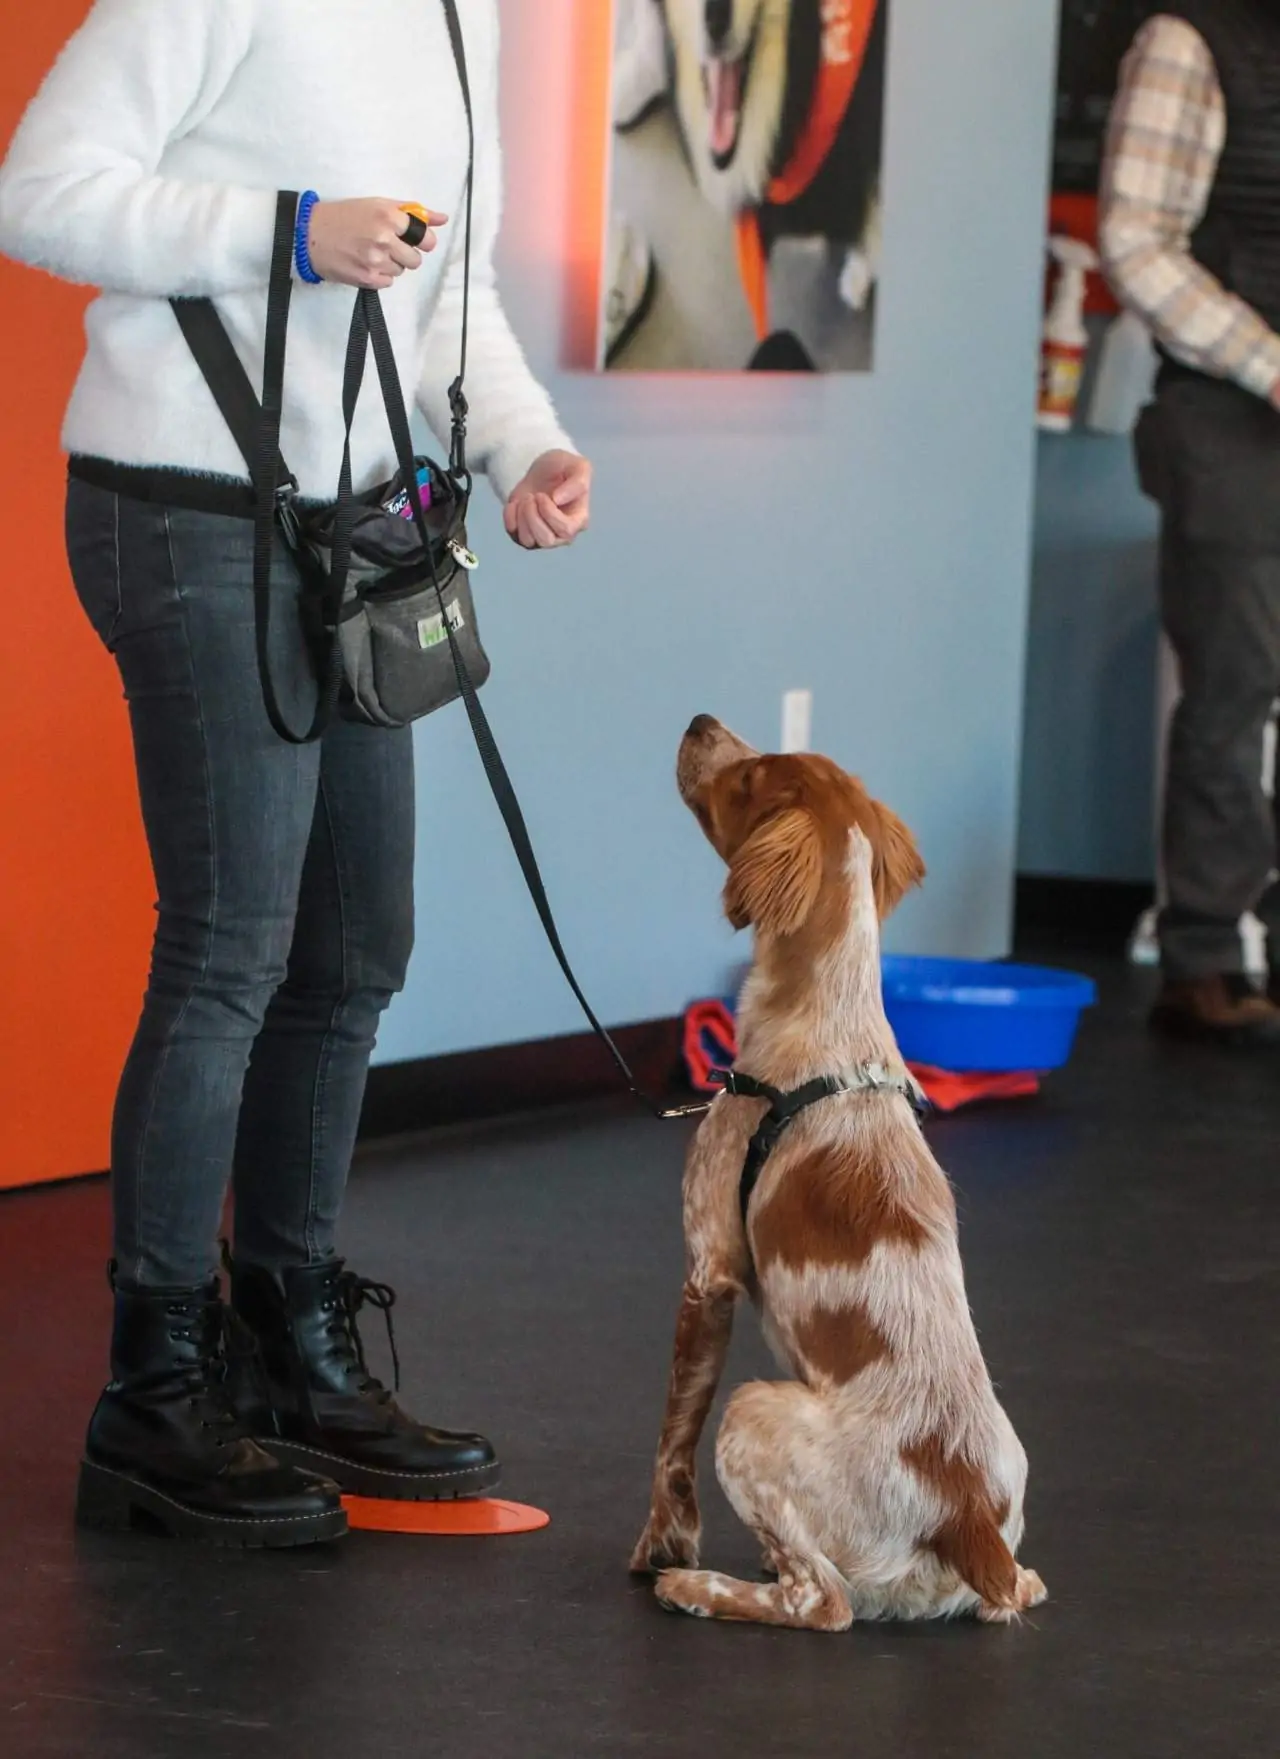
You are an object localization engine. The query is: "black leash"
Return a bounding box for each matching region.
[356,0,709,1125]
[357,286,709,1124]
[171,192,347,746]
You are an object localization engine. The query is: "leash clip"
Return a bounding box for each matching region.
[448,376,469,478]
[274,476,303,548]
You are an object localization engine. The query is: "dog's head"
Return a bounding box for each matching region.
[664,0,791,211]
[678,715,924,940]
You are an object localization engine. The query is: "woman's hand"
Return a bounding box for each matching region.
[306,199,448,290]
[503,451,593,550]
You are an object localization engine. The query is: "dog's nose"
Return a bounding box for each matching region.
[686,714,720,739]
[704,0,733,49]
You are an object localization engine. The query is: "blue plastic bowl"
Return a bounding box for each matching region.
[880,955,1097,1074]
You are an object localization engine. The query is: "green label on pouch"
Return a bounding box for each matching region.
[417,603,465,651]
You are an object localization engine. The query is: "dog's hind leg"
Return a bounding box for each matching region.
[976,1567,1049,1624]
[655,1382,853,1633]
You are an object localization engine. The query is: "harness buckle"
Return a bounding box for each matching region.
[717,1069,778,1104]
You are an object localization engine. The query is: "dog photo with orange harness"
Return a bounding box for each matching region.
[603,0,888,371]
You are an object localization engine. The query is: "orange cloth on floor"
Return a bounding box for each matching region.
[906,1065,1041,1114]
[682,1002,1041,1113]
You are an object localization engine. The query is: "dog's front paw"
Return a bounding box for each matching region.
[629,1515,702,1577]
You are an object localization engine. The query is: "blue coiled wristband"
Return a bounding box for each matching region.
[294,190,323,284]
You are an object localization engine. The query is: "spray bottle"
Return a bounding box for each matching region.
[1037,236,1098,433]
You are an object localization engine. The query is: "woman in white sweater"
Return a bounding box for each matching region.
[0,0,590,1548]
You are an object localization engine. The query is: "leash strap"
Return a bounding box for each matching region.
[355,2,706,1123]
[361,285,706,1121]
[170,294,291,493]
[440,0,473,479]
[257,191,347,744]
[171,191,341,744]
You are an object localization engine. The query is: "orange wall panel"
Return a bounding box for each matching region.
[1,5,153,1188]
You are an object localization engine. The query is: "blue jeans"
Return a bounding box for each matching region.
[66,479,415,1288]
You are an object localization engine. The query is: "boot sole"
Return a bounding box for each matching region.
[76,1459,349,1549]
[259,1438,502,1502]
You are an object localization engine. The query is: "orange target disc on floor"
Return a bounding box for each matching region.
[341,1496,551,1536]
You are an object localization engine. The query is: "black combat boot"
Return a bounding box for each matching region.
[229,1258,500,1501]
[77,1273,348,1547]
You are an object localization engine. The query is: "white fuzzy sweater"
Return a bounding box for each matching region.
[0,0,572,501]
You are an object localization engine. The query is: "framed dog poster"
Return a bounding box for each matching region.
[600,0,889,373]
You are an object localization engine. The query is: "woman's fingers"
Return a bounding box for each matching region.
[395,207,447,255]
[534,493,576,543]
[504,489,589,549]
[507,495,556,549]
[518,497,560,549]
[388,237,423,272]
[396,206,449,231]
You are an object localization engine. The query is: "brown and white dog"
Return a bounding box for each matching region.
[629,717,1046,1631]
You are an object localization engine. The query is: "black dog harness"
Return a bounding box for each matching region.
[716,1065,930,1224]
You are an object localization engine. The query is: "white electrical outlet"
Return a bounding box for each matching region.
[781,689,813,753]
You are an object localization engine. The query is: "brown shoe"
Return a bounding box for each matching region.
[1150,974,1280,1045]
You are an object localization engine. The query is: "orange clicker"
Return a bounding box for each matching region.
[400,204,432,247]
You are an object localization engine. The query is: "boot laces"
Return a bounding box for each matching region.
[322,1269,402,1396]
[165,1296,253,1437]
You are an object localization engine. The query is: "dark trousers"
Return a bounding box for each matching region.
[66,480,415,1289]
[1138,376,1280,979]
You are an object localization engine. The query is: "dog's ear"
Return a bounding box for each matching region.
[723,808,824,936]
[870,802,925,918]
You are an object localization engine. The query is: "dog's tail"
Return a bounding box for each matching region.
[932,1505,1019,1612]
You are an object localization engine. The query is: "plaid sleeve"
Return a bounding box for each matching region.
[1099,15,1280,401]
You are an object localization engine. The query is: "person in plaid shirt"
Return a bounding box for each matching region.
[1101,3,1280,1045]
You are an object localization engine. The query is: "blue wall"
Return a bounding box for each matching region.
[1018,375,1162,883]
[376,0,1061,1064]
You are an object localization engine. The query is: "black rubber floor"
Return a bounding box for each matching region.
[2,956,1278,1758]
